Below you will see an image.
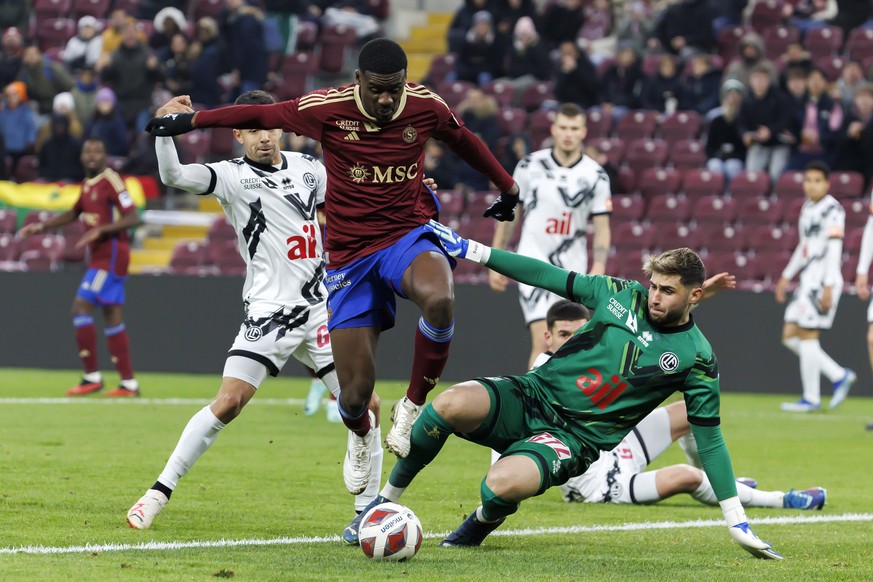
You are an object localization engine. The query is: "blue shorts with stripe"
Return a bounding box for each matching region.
[76,268,126,305]
[324,224,454,331]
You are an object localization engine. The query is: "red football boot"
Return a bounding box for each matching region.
[65,380,104,396]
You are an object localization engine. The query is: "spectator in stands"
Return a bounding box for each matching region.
[17,44,75,121]
[641,54,685,114]
[494,0,538,38]
[835,60,865,113]
[188,17,225,109]
[71,67,98,127]
[0,0,28,32]
[831,0,873,34]
[777,42,813,86]
[86,88,129,157]
[585,143,618,187]
[223,0,269,100]
[100,9,146,57]
[456,10,505,85]
[576,0,614,64]
[598,43,644,121]
[705,79,746,183]
[36,91,83,151]
[320,1,381,41]
[781,0,836,33]
[455,88,501,191]
[150,7,188,58]
[63,16,104,73]
[834,83,873,184]
[505,16,551,86]
[682,53,722,115]
[787,67,843,170]
[423,139,462,191]
[0,81,35,175]
[501,132,530,173]
[162,33,193,96]
[38,114,84,183]
[0,26,23,88]
[539,0,585,53]
[553,41,599,109]
[723,31,775,88]
[285,132,321,159]
[711,0,746,31]
[651,0,715,58]
[448,0,496,54]
[738,64,793,182]
[100,22,165,133]
[614,0,656,54]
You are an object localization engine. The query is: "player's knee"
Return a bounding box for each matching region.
[432,386,466,425]
[485,459,537,501]
[675,464,703,490]
[340,378,375,411]
[212,391,247,422]
[421,295,454,327]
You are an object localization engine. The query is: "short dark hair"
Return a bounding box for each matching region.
[358,37,407,75]
[644,248,706,289]
[83,136,107,151]
[546,300,591,330]
[805,159,830,178]
[234,90,276,106]
[556,102,585,120]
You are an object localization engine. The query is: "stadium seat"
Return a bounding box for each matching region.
[207,217,237,243]
[319,24,357,73]
[610,194,646,222]
[72,0,110,19]
[843,253,859,285]
[17,233,65,272]
[295,20,319,52]
[177,130,211,165]
[112,0,140,15]
[596,56,615,78]
[584,108,612,139]
[646,193,691,223]
[208,127,236,160]
[705,251,755,282]
[829,171,865,198]
[367,0,390,20]
[762,25,800,60]
[845,228,864,254]
[652,222,700,250]
[804,25,844,60]
[61,224,86,264]
[749,0,783,32]
[611,250,650,283]
[437,80,475,110]
[0,209,16,234]
[520,81,555,112]
[717,25,747,62]
[701,224,744,252]
[637,167,682,200]
[624,138,669,176]
[728,170,771,198]
[814,55,847,82]
[497,107,528,136]
[484,79,516,108]
[22,210,58,228]
[846,27,873,62]
[34,0,72,20]
[659,111,701,145]
[425,54,456,87]
[736,196,785,225]
[616,110,659,141]
[587,137,625,167]
[277,52,319,100]
[784,196,805,223]
[748,249,792,281]
[528,108,555,149]
[641,54,663,77]
[682,168,725,197]
[743,224,797,252]
[35,18,76,51]
[775,170,805,198]
[612,222,655,252]
[692,195,738,225]
[669,139,707,170]
[192,0,225,21]
[464,191,499,218]
[615,166,638,194]
[170,241,208,274]
[205,238,238,265]
[0,232,18,262]
[437,190,465,219]
[844,198,871,228]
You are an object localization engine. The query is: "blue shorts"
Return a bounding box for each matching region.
[325,225,453,331]
[76,268,126,305]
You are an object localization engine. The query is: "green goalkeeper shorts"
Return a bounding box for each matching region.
[459,376,599,495]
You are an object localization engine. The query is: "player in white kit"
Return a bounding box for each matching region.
[854,188,873,430]
[127,92,383,529]
[490,102,612,368]
[775,161,855,413]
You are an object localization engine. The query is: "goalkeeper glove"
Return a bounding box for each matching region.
[483,191,519,221]
[145,112,196,136]
[425,220,490,263]
[721,497,783,560]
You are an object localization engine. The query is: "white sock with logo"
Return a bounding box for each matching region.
[355,424,383,512]
[157,405,226,490]
[740,483,784,508]
[798,340,822,404]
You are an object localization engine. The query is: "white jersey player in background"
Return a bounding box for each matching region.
[490,102,612,368]
[127,92,383,529]
[775,160,855,413]
[854,187,873,430]
[530,301,827,511]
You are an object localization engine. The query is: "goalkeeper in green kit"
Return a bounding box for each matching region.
[343,220,783,560]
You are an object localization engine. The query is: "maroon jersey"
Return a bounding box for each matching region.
[195,83,514,267]
[73,168,136,276]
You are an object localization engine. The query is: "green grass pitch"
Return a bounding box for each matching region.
[0,368,871,581]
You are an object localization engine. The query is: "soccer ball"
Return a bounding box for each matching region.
[358,502,423,561]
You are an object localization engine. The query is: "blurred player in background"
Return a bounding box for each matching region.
[17,137,140,397]
[854,185,873,430]
[490,103,612,369]
[775,161,855,412]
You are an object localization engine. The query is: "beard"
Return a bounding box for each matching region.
[648,306,684,327]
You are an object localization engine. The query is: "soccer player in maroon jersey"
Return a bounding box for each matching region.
[17,137,141,397]
[147,39,520,491]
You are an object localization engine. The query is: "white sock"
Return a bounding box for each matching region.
[355,424,383,512]
[157,406,226,490]
[120,378,139,391]
[380,483,405,502]
[629,471,661,503]
[782,336,801,356]
[738,482,784,508]
[799,339,822,404]
[677,433,702,468]
[690,472,719,505]
[83,371,102,383]
[811,340,844,382]
[490,449,501,466]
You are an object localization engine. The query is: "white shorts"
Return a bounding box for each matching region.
[223,303,336,392]
[518,283,564,325]
[783,283,842,330]
[560,407,672,503]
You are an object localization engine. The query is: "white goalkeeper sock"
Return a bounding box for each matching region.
[782,336,801,356]
[677,433,702,468]
[739,483,784,508]
[798,340,822,404]
[811,340,844,382]
[355,424,383,512]
[629,471,662,503]
[157,405,226,490]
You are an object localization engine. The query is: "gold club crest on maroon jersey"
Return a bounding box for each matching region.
[347,163,371,184]
[402,126,417,143]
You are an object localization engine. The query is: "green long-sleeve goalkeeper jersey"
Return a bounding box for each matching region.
[485,249,738,500]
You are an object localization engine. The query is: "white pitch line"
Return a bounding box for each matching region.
[2,513,869,556]
[0,397,307,406]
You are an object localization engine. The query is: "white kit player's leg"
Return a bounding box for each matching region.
[677,433,702,468]
[798,339,823,407]
[355,421,383,512]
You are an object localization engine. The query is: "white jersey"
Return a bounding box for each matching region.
[784,194,845,290]
[205,152,328,314]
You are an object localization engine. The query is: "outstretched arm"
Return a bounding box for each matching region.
[155,136,214,194]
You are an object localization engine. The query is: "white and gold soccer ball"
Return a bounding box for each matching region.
[358,502,423,561]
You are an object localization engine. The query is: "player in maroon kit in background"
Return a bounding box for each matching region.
[146,38,520,510]
[17,137,141,397]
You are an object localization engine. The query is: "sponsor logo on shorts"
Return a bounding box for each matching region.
[325,272,351,292]
[607,297,627,320]
[528,432,571,460]
[659,352,679,372]
[609,481,623,500]
[244,326,262,341]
